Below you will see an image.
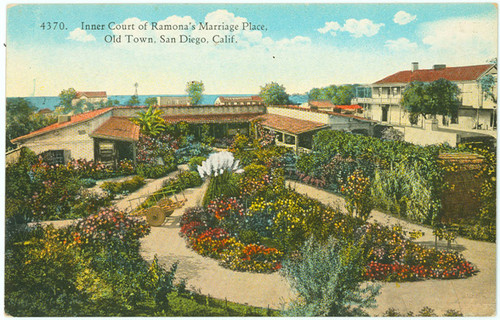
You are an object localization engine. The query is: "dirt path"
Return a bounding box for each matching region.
[139,180,294,309]
[287,180,496,316]
[31,174,495,315]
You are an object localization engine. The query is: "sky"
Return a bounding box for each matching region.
[5,3,498,97]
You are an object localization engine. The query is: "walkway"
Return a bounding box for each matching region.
[33,169,182,229]
[139,180,294,309]
[33,173,495,315]
[287,180,496,316]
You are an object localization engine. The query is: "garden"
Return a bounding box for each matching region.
[5,108,491,316]
[291,130,496,242]
[178,130,478,284]
[5,115,252,316]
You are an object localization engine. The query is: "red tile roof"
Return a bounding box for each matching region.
[163,113,263,124]
[375,64,494,84]
[252,113,329,135]
[334,105,363,110]
[11,108,114,143]
[91,117,140,142]
[309,100,335,108]
[76,91,107,98]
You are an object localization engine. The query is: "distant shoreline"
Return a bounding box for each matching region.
[7,94,308,110]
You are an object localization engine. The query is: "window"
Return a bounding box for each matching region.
[284,134,296,145]
[41,150,65,165]
[276,132,283,142]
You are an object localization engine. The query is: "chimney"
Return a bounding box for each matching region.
[433,64,446,70]
[412,62,419,72]
[58,115,71,124]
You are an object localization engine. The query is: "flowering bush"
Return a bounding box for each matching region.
[101,176,145,196]
[191,228,232,258]
[75,207,150,245]
[179,207,217,231]
[67,159,135,179]
[207,197,244,220]
[136,133,178,165]
[360,223,477,281]
[221,243,283,273]
[341,169,374,221]
[239,164,271,197]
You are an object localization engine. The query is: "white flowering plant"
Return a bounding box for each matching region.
[197,151,244,179]
[198,151,244,206]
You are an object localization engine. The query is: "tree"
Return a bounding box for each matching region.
[6,98,56,150]
[58,88,77,109]
[480,74,497,103]
[145,97,158,107]
[281,236,380,317]
[400,79,460,120]
[259,82,289,105]
[130,105,166,136]
[307,84,356,105]
[186,81,204,105]
[127,94,141,106]
[307,88,323,100]
[331,85,356,105]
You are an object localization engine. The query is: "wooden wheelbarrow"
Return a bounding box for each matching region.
[127,188,187,227]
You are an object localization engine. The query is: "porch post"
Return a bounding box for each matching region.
[132,142,137,166]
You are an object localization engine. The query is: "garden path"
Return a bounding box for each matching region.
[287,180,496,316]
[139,180,295,310]
[33,169,183,229]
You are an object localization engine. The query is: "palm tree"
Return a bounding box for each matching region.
[130,106,166,136]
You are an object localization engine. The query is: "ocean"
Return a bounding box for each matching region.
[9,94,308,111]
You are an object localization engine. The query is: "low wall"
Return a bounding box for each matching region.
[404,126,458,147]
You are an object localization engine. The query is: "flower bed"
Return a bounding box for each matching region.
[75,207,150,244]
[180,206,282,273]
[178,144,477,280]
[360,223,476,281]
[180,182,477,279]
[101,175,145,196]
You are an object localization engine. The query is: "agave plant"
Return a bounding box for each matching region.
[198,151,244,206]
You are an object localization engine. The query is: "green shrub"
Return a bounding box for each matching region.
[189,156,207,172]
[417,306,438,317]
[136,164,176,179]
[371,163,437,224]
[80,178,97,188]
[239,229,262,244]
[101,176,145,195]
[173,170,203,191]
[281,236,380,317]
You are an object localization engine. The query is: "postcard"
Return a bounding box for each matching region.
[4,3,497,317]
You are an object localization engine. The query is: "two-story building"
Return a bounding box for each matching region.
[354,63,497,129]
[352,63,497,146]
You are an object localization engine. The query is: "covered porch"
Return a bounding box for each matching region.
[252,114,329,152]
[90,116,140,165]
[163,113,263,139]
